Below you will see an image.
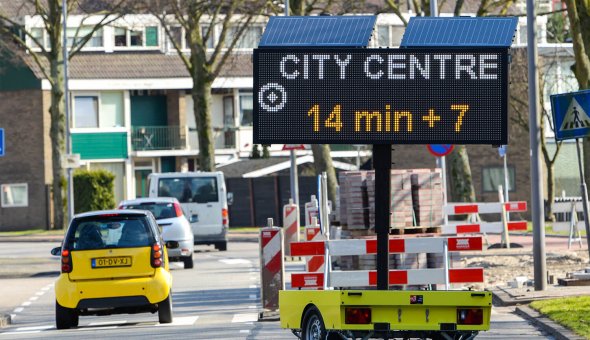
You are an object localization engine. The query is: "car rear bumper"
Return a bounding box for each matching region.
[166,239,194,258]
[55,269,172,309]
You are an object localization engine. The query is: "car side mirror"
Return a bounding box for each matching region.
[227,192,234,206]
[51,247,62,256]
[165,241,179,249]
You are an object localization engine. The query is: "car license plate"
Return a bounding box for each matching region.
[91,256,132,268]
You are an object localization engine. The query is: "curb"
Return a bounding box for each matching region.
[515,305,585,340]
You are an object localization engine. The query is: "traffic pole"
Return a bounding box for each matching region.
[575,139,590,260]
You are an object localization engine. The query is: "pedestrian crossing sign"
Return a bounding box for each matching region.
[551,89,590,140]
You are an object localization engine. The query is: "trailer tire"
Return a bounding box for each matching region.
[301,307,338,340]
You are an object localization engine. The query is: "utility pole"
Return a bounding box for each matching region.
[526,0,547,291]
[63,0,74,224]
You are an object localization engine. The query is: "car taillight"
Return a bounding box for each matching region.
[174,202,183,217]
[222,208,229,227]
[345,307,371,324]
[61,249,72,273]
[457,308,483,325]
[151,243,163,268]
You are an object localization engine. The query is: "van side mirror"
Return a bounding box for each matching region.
[51,247,62,256]
[227,192,234,206]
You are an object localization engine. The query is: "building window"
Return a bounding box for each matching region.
[145,26,159,47]
[67,27,103,48]
[223,96,234,126]
[30,27,45,48]
[1,183,28,207]
[226,26,262,49]
[169,26,184,49]
[239,93,253,126]
[114,27,127,46]
[482,166,515,193]
[74,96,99,128]
[130,29,143,46]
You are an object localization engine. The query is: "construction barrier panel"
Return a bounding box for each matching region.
[305,221,324,273]
[304,195,319,227]
[259,220,284,312]
[290,236,483,288]
[442,202,528,235]
[552,200,584,248]
[282,199,300,256]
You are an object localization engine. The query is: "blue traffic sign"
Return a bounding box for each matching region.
[498,145,507,157]
[551,89,590,141]
[0,128,4,157]
[427,144,454,157]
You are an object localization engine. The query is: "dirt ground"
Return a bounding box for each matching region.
[462,248,590,290]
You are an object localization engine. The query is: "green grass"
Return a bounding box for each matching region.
[228,227,260,233]
[530,296,590,339]
[524,221,587,237]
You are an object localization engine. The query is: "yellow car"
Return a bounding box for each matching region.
[51,210,178,329]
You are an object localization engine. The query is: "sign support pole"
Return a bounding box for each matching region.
[575,138,590,260]
[374,144,391,290]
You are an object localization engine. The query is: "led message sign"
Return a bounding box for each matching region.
[253,48,508,144]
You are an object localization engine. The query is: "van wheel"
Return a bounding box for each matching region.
[158,293,173,324]
[56,301,78,329]
[301,307,328,340]
[215,242,227,251]
[183,255,194,269]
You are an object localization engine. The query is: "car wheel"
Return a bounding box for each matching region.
[56,301,78,329]
[183,255,194,269]
[301,307,328,340]
[215,241,227,251]
[158,293,173,324]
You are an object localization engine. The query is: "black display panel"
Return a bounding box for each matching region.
[253,48,508,144]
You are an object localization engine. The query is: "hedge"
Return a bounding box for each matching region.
[73,169,116,213]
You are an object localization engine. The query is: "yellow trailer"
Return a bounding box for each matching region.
[280,290,492,340]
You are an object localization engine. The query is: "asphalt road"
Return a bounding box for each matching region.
[0,241,555,339]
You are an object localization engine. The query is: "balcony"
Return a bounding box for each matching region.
[131,126,188,151]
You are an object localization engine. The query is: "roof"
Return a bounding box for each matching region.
[20,51,252,80]
[217,156,357,178]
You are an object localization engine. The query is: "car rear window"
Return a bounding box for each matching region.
[121,202,178,220]
[65,215,155,251]
[157,177,218,203]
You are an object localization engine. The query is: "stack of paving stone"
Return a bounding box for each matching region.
[410,169,444,233]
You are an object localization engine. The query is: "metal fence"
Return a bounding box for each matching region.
[131,126,188,151]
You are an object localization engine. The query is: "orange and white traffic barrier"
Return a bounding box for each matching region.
[444,201,527,215]
[305,219,324,273]
[259,219,284,312]
[289,236,483,289]
[282,199,300,256]
[442,221,527,234]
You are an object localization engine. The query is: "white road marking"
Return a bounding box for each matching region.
[249,276,257,280]
[219,259,251,265]
[29,296,39,301]
[88,320,127,326]
[21,301,31,307]
[41,286,51,291]
[248,294,257,299]
[248,306,257,309]
[231,313,258,323]
[239,330,250,333]
[13,307,23,313]
[78,326,118,331]
[35,291,45,296]
[14,325,53,332]
[156,316,199,327]
[249,285,257,289]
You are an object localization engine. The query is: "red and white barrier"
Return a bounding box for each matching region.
[260,222,284,311]
[442,221,527,234]
[289,236,484,289]
[552,200,584,248]
[282,200,300,256]
[292,268,484,288]
[304,195,319,227]
[305,222,324,273]
[444,201,527,215]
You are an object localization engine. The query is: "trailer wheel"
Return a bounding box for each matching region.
[301,307,329,340]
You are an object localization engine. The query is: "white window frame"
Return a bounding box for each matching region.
[1,183,28,208]
[224,25,263,51]
[238,92,253,127]
[72,93,101,129]
[113,25,161,50]
[29,27,47,50]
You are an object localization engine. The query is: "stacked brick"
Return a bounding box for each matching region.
[390,170,414,234]
[410,169,444,231]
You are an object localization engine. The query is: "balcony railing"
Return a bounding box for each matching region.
[131,126,188,151]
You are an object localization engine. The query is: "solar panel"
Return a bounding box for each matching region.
[400,17,518,47]
[259,16,376,47]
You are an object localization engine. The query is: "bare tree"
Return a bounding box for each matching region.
[146,0,268,172]
[563,0,590,187]
[0,0,129,229]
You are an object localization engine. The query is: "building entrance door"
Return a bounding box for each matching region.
[135,169,152,198]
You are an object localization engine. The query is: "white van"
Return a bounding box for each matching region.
[147,172,228,251]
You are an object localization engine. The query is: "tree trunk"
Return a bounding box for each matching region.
[49,54,66,229]
[311,144,338,204]
[192,79,216,171]
[546,162,556,222]
[447,145,476,203]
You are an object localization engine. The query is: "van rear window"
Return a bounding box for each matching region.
[158,177,218,204]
